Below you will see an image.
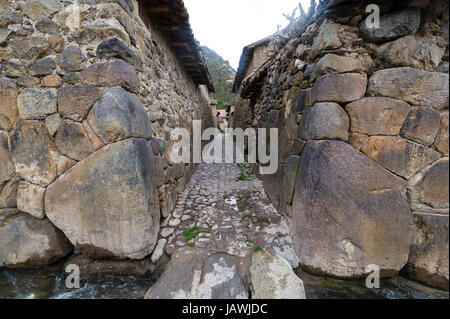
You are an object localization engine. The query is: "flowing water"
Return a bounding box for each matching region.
[0,262,447,299]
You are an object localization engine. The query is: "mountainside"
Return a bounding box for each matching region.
[201,46,236,109]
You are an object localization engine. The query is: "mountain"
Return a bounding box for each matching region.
[201,46,236,110]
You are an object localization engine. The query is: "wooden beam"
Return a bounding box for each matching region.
[147,7,170,13]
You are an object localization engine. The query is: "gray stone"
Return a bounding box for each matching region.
[56,46,86,72]
[151,238,166,263]
[45,113,61,136]
[346,97,411,136]
[17,88,57,120]
[368,67,449,110]
[45,139,160,259]
[96,37,143,71]
[312,21,342,57]
[299,102,349,141]
[283,155,300,204]
[9,121,59,186]
[0,28,13,46]
[0,209,72,268]
[27,57,56,76]
[401,107,441,146]
[55,120,96,161]
[292,140,412,278]
[361,136,441,179]
[250,250,305,299]
[80,60,140,93]
[57,85,103,122]
[21,0,63,21]
[0,135,14,186]
[292,138,306,155]
[315,54,363,77]
[435,113,449,156]
[0,175,20,208]
[415,158,449,208]
[35,17,60,35]
[291,89,310,114]
[311,73,367,104]
[16,181,45,219]
[404,213,449,290]
[146,248,248,299]
[0,77,18,131]
[10,36,50,62]
[87,87,152,144]
[0,7,23,28]
[359,8,421,43]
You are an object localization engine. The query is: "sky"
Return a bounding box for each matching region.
[184,0,312,70]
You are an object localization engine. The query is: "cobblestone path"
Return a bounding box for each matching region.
[152,135,299,268]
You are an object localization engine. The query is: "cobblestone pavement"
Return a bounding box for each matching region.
[151,135,299,268]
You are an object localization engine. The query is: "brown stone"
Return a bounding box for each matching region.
[415,158,449,208]
[48,35,65,53]
[1,60,26,78]
[311,21,342,58]
[311,73,367,104]
[160,184,176,218]
[434,112,449,156]
[17,88,57,120]
[346,97,411,136]
[16,181,46,219]
[315,54,363,78]
[56,46,86,72]
[21,0,63,21]
[400,107,441,146]
[0,175,20,208]
[10,36,50,62]
[0,133,14,186]
[16,76,40,88]
[0,77,18,131]
[404,213,449,290]
[349,132,369,151]
[55,120,96,161]
[0,209,72,269]
[9,121,59,186]
[57,85,103,121]
[368,67,449,110]
[292,140,412,278]
[361,136,441,179]
[27,57,56,76]
[80,60,140,93]
[41,74,62,87]
[82,120,103,151]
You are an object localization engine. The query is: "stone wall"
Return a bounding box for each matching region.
[1,0,215,270]
[233,0,449,290]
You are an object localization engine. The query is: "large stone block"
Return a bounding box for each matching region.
[80,60,139,93]
[27,57,56,76]
[21,0,63,21]
[16,181,45,219]
[434,112,449,156]
[17,88,57,120]
[299,102,349,141]
[361,136,441,179]
[96,37,143,71]
[311,21,342,57]
[9,121,59,186]
[315,54,363,78]
[283,155,300,204]
[400,107,441,146]
[359,8,421,43]
[87,87,152,144]
[0,77,18,131]
[56,46,86,72]
[368,67,449,110]
[346,97,410,136]
[10,36,50,62]
[311,73,367,104]
[45,139,160,260]
[0,133,14,186]
[292,140,412,278]
[415,158,449,209]
[404,213,449,290]
[54,120,96,161]
[0,209,72,268]
[57,85,102,122]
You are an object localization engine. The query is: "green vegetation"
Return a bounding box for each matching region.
[201,46,236,110]
[236,163,253,181]
[253,246,263,253]
[183,226,212,242]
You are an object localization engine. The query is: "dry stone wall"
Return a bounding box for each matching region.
[233,0,449,289]
[0,0,215,270]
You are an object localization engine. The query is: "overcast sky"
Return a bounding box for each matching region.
[184,0,312,70]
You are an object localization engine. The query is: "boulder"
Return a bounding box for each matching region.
[250,250,306,299]
[17,88,57,120]
[404,213,449,290]
[311,73,367,104]
[400,107,441,146]
[96,37,143,71]
[0,209,72,268]
[434,112,449,155]
[54,120,96,161]
[0,77,18,131]
[0,136,14,186]
[311,21,342,57]
[9,121,59,186]
[80,60,139,93]
[314,54,363,77]
[10,36,50,62]
[299,102,349,141]
[146,248,249,299]
[283,155,300,204]
[368,67,449,110]
[41,74,62,88]
[359,8,421,43]
[35,17,60,34]
[292,140,412,278]
[346,97,410,136]
[87,87,152,144]
[361,136,441,179]
[21,0,63,21]
[45,139,160,260]
[16,181,45,219]
[57,85,102,122]
[27,57,56,76]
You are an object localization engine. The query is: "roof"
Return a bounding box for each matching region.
[139,0,215,92]
[232,34,275,93]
